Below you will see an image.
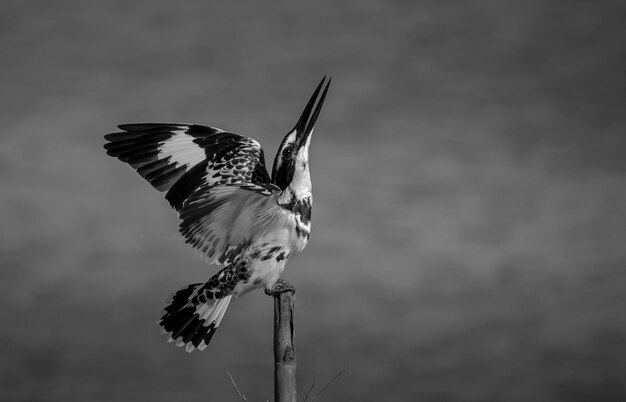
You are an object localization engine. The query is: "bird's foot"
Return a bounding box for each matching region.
[265,279,296,296]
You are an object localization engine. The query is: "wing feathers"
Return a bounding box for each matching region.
[105,123,272,196]
[165,160,209,210]
[179,184,283,265]
[105,123,280,266]
[105,124,211,192]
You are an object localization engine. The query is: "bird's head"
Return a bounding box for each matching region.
[272,77,331,193]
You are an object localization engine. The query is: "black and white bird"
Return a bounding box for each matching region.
[104,78,331,352]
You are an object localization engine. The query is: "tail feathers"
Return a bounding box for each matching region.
[158,283,232,352]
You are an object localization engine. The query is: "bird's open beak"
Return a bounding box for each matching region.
[293,76,331,146]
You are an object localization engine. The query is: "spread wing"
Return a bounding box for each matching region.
[104,123,275,210]
[178,183,291,265]
[104,123,285,266]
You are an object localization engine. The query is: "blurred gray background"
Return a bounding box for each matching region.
[2,1,625,401]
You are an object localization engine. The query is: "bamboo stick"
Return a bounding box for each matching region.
[273,288,296,402]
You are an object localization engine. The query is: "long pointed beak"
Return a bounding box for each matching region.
[293,76,331,145]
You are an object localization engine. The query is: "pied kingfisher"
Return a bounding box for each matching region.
[104,78,331,352]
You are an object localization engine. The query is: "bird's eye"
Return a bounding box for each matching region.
[282,146,293,159]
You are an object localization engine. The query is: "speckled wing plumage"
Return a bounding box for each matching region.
[104,123,283,266]
[104,123,273,207]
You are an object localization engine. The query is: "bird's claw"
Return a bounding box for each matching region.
[265,279,296,296]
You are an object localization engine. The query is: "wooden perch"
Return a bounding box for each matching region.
[273,288,296,402]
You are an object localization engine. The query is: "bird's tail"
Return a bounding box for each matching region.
[158,282,232,352]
